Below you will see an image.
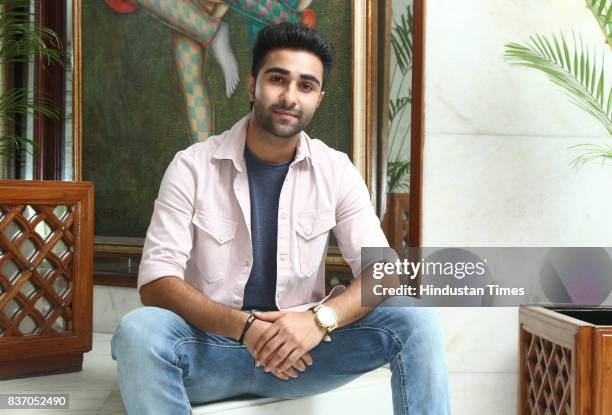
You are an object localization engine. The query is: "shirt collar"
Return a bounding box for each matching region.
[212,113,314,172]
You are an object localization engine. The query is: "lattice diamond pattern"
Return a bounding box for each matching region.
[34,296,53,317]
[1,259,21,282]
[524,331,572,415]
[36,258,55,278]
[51,274,70,297]
[34,220,53,241]
[53,205,70,222]
[19,237,40,261]
[0,204,75,336]
[3,298,23,320]
[19,279,38,298]
[3,221,23,242]
[22,205,37,222]
[51,238,70,259]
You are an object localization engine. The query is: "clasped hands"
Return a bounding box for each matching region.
[242,310,330,380]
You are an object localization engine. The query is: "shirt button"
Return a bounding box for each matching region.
[280,253,287,261]
[276,293,281,300]
[219,235,224,241]
[244,259,250,266]
[281,213,287,219]
[305,228,312,235]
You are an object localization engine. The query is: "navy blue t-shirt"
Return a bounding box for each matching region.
[241,145,292,311]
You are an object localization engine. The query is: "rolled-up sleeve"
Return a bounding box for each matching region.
[332,154,394,278]
[137,150,197,292]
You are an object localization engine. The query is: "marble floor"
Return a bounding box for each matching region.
[0,333,517,414]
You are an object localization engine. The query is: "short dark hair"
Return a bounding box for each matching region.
[251,23,335,88]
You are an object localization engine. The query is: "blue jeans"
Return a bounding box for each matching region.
[111,300,450,414]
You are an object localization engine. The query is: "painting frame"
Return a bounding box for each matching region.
[73,0,83,182]
[72,1,383,285]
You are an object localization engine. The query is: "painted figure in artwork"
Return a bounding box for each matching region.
[105,0,317,143]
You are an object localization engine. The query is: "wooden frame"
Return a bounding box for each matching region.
[409,0,425,248]
[0,180,93,379]
[30,0,82,181]
[519,306,612,414]
[326,0,378,272]
[33,1,66,180]
[72,0,83,182]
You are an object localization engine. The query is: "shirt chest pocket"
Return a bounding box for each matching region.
[192,211,238,283]
[295,211,336,278]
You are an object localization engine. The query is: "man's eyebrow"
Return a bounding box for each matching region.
[264,67,290,76]
[263,67,321,87]
[300,74,321,87]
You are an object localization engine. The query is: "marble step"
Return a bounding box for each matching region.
[193,369,393,414]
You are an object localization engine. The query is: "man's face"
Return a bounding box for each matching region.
[248,49,325,138]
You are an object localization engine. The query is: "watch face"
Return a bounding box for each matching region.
[317,307,336,326]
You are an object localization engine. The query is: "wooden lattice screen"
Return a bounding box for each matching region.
[523,331,572,414]
[519,306,612,415]
[0,180,93,379]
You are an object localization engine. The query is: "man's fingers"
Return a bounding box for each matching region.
[252,324,279,355]
[301,352,313,366]
[280,349,305,372]
[284,367,298,378]
[271,369,289,380]
[253,311,284,322]
[292,357,306,372]
[267,343,294,369]
[259,336,283,366]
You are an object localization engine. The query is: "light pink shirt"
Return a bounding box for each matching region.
[137,115,390,311]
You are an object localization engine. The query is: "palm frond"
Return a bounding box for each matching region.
[0,88,59,122]
[387,160,411,193]
[0,0,63,65]
[389,96,411,122]
[0,135,36,156]
[387,5,414,192]
[390,5,413,76]
[585,0,612,49]
[505,32,612,135]
[569,143,612,167]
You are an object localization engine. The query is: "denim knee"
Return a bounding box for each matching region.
[111,306,176,361]
[368,304,446,357]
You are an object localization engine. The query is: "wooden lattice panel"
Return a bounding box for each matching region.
[0,180,93,380]
[524,331,572,415]
[520,306,612,415]
[0,204,75,336]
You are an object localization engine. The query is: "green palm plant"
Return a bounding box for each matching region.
[0,0,63,156]
[388,4,413,192]
[504,0,612,167]
[587,0,612,47]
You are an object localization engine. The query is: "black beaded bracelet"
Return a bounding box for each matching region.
[239,312,256,345]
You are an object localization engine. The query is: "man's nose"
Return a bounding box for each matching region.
[280,84,298,108]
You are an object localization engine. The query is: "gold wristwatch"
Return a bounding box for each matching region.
[311,304,338,336]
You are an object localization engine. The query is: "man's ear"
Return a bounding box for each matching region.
[316,90,326,109]
[247,74,256,102]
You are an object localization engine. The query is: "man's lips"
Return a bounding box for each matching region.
[273,109,299,119]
